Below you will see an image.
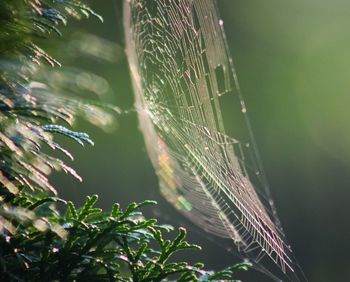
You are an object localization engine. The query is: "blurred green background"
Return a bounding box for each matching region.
[52,0,350,281]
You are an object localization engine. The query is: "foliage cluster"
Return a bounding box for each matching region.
[1,194,250,281]
[0,1,250,281]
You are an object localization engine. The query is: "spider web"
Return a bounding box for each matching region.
[124,0,304,280]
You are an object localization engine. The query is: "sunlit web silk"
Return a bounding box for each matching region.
[124,0,302,280]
